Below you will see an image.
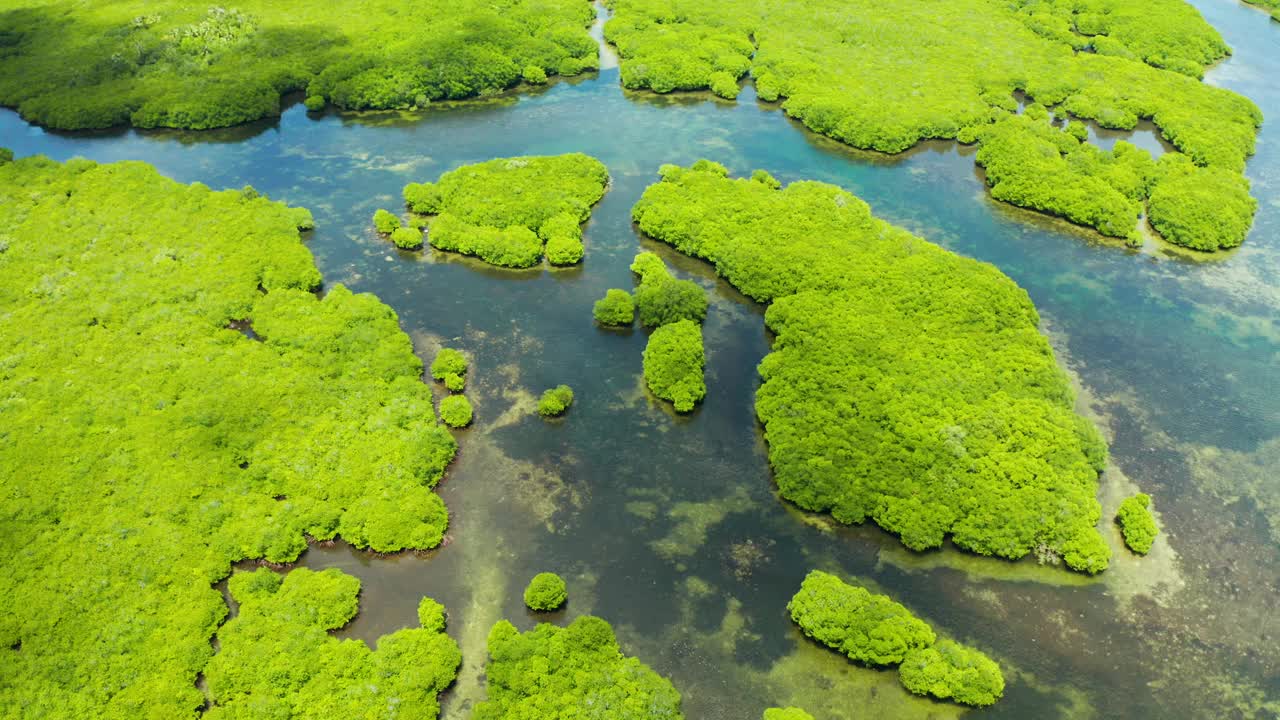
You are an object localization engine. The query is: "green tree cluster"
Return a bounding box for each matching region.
[538,385,575,417]
[0,156,458,716]
[205,568,460,718]
[1115,493,1159,554]
[789,571,1004,707]
[642,319,707,413]
[0,0,599,129]
[605,0,1263,250]
[964,112,1256,249]
[432,347,469,391]
[632,162,1111,572]
[403,153,609,268]
[522,572,569,610]
[593,288,637,326]
[1242,0,1280,21]
[631,251,709,328]
[473,616,684,719]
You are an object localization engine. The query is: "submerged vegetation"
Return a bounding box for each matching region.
[606,0,1263,249]
[522,572,569,610]
[404,154,608,268]
[789,571,1004,707]
[633,162,1111,572]
[0,155,457,716]
[207,568,460,717]
[0,0,599,129]
[538,385,575,417]
[1116,493,1160,554]
[473,615,684,718]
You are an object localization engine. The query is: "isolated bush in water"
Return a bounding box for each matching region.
[632,162,1111,572]
[523,572,569,610]
[538,385,575,417]
[431,348,468,391]
[1116,493,1159,554]
[594,288,637,326]
[440,394,474,428]
[630,251,708,327]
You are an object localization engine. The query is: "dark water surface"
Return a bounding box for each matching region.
[3,0,1278,717]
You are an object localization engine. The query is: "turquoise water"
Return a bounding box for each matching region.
[3,0,1277,716]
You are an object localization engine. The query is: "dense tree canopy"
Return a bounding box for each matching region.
[440,394,475,428]
[790,571,1005,707]
[632,163,1111,572]
[206,568,460,718]
[0,155,457,717]
[1116,493,1159,554]
[0,0,599,129]
[606,0,1263,250]
[404,154,609,268]
[473,616,684,719]
[431,347,469,391]
[523,572,569,610]
[642,319,707,413]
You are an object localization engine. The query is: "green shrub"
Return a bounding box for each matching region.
[473,616,683,719]
[439,394,474,428]
[523,65,549,84]
[764,709,815,720]
[788,571,935,666]
[290,207,316,230]
[545,235,585,265]
[0,0,599,130]
[642,319,706,413]
[0,147,13,164]
[431,348,468,385]
[632,163,1110,571]
[1116,493,1159,554]
[373,208,401,234]
[594,289,636,326]
[390,226,424,249]
[538,385,575,417]
[630,252,708,327]
[418,597,448,632]
[0,156,458,715]
[405,154,607,267]
[523,572,569,610]
[442,373,466,392]
[899,641,1005,707]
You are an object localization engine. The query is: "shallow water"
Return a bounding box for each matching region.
[3,0,1278,716]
